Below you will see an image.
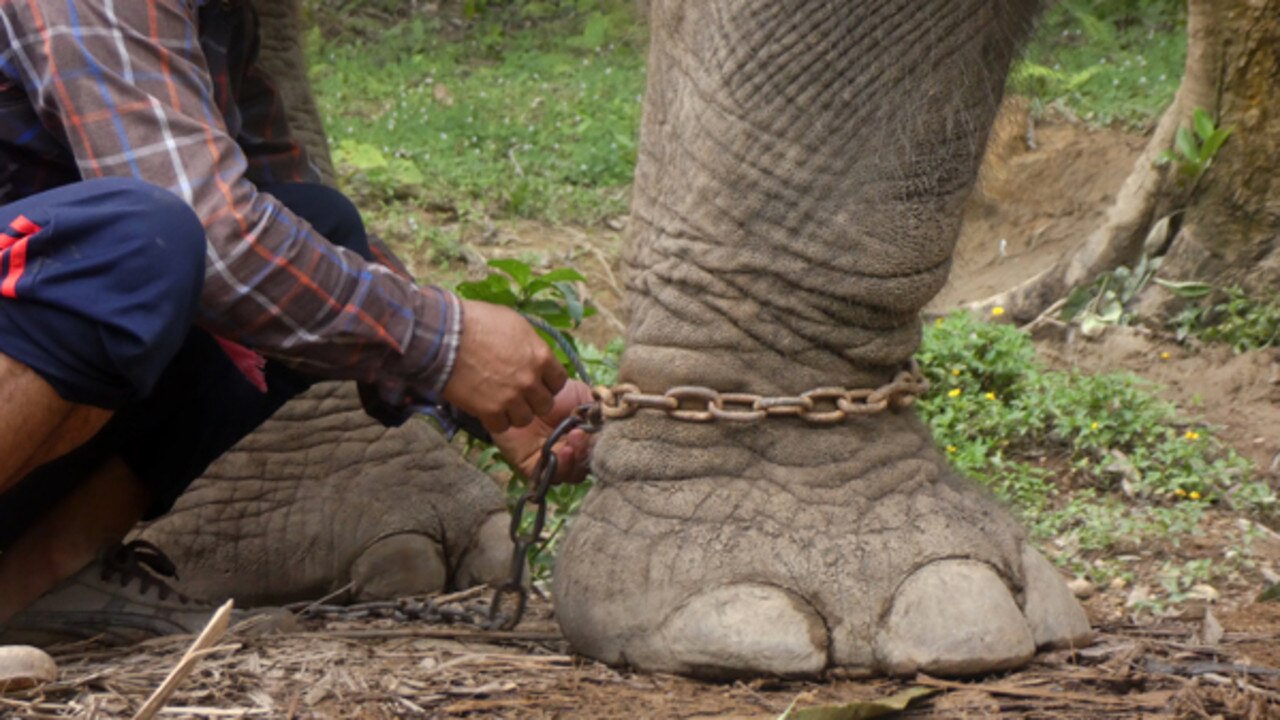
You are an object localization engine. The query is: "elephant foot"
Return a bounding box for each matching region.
[554,413,1091,678]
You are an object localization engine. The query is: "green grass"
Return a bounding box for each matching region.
[918,312,1274,588]
[306,1,646,230]
[1013,0,1185,127]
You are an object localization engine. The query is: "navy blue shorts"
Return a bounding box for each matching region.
[0,179,373,547]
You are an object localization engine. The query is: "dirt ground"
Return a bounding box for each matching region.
[8,109,1280,718]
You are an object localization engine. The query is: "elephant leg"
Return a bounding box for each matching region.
[553,0,1088,678]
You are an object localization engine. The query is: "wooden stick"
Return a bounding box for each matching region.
[131,600,234,720]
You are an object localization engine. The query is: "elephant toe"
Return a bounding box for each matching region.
[875,559,1035,677]
[633,584,829,679]
[1020,546,1093,650]
[454,512,517,590]
[349,533,447,601]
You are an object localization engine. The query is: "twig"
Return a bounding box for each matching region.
[292,628,561,643]
[132,600,234,720]
[289,582,355,614]
[916,675,1171,709]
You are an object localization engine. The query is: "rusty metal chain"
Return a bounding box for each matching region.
[593,360,929,425]
[488,403,603,631]
[488,360,927,629]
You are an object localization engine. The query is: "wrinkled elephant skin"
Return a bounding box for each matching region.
[553,0,1091,678]
[136,382,513,606]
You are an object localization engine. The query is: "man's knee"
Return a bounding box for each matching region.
[83,178,206,305]
[0,178,207,407]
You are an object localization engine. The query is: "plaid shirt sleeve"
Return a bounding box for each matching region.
[1,0,461,403]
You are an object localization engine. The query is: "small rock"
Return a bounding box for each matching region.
[1125,584,1151,609]
[0,646,57,692]
[1188,584,1220,603]
[1068,578,1095,599]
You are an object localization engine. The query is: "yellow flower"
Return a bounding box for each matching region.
[1091,421,1100,430]
[985,392,997,401]
[992,306,1006,317]
[1160,351,1171,360]
[946,445,957,454]
[1174,488,1187,497]
[948,388,962,398]
[951,368,961,376]
[1189,491,1202,501]
[1184,430,1201,441]
[935,317,944,327]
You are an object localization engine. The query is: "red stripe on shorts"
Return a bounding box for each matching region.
[0,215,42,298]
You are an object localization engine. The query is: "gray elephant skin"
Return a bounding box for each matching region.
[147,0,1090,680]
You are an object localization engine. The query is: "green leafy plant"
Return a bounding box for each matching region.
[1164,282,1280,352]
[1156,108,1234,182]
[1058,254,1160,335]
[918,312,1274,600]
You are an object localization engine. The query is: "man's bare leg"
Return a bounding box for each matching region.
[0,458,148,624]
[0,352,112,490]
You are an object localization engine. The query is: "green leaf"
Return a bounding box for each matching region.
[456,274,521,306]
[1193,108,1215,143]
[1155,278,1214,299]
[333,140,388,172]
[524,267,587,296]
[1175,126,1198,164]
[524,299,573,328]
[1199,127,1233,164]
[553,280,586,325]
[784,687,939,720]
[487,258,535,289]
[1060,285,1096,322]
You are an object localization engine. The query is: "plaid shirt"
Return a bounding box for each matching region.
[0,0,461,405]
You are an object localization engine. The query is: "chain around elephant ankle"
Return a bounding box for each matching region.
[592,360,930,425]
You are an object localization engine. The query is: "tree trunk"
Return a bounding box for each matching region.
[1154,0,1280,297]
[968,0,1280,321]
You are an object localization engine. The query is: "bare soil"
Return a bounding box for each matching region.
[9,110,1280,718]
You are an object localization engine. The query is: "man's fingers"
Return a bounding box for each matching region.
[552,429,592,484]
[542,358,568,395]
[505,400,536,430]
[484,412,511,435]
[526,383,556,418]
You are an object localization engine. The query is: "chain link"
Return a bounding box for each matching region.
[594,360,928,425]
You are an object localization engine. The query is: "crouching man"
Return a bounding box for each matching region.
[0,0,591,665]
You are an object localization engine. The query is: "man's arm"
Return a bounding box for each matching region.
[7,0,457,402]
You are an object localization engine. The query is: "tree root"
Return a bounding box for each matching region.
[961,0,1219,322]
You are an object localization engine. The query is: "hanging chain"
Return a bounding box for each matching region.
[487,403,603,630]
[487,360,928,629]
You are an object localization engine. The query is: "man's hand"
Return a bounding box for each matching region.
[442,300,569,434]
[492,380,595,485]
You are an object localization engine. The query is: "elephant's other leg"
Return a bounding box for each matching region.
[134,382,513,605]
[554,0,1089,678]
